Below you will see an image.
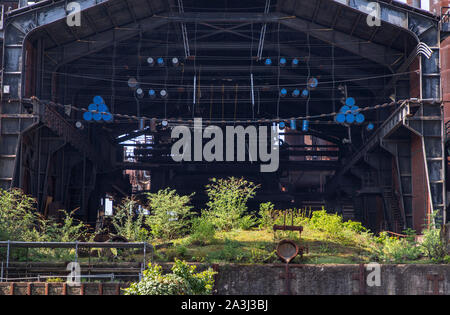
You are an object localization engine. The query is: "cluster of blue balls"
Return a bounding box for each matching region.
[335,97,365,125]
[335,97,374,131]
[83,96,113,122]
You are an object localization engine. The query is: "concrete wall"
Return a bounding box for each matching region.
[1,264,449,295]
[214,264,450,295]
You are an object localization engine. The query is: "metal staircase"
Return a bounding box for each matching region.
[382,187,404,233]
[326,101,411,194]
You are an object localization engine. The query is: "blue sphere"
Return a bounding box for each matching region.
[351,106,359,113]
[346,114,355,124]
[292,89,300,97]
[340,106,351,114]
[102,113,113,122]
[83,112,93,121]
[336,113,346,124]
[98,103,108,113]
[356,114,365,124]
[308,78,318,88]
[279,58,287,65]
[301,89,309,97]
[265,58,272,66]
[93,96,104,105]
[88,104,98,112]
[346,97,356,107]
[367,123,374,131]
[93,112,102,121]
[280,88,287,96]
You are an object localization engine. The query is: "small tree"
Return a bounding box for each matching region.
[421,228,447,263]
[419,211,447,263]
[43,210,90,242]
[189,215,216,245]
[0,189,37,241]
[204,177,259,231]
[258,202,275,230]
[145,189,194,240]
[112,197,149,242]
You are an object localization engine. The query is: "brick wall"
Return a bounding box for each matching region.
[0,282,129,295]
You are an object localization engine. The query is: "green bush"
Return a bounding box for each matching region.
[45,210,90,243]
[258,202,275,229]
[189,216,216,245]
[124,259,216,295]
[309,210,342,234]
[204,177,259,231]
[0,190,90,243]
[420,228,447,263]
[372,232,421,263]
[239,215,258,230]
[0,188,38,241]
[0,189,95,261]
[146,189,194,240]
[112,197,148,242]
[171,259,216,295]
[343,220,367,233]
[308,209,356,243]
[444,256,450,264]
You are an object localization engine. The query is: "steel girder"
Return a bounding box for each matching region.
[0,0,170,189]
[0,0,109,189]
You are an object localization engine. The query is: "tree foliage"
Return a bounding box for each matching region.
[112,197,149,242]
[145,189,194,240]
[204,177,259,231]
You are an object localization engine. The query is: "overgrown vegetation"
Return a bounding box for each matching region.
[370,232,422,263]
[111,197,148,242]
[203,177,259,231]
[188,215,216,245]
[145,188,194,241]
[1,178,449,266]
[0,188,91,260]
[420,227,447,263]
[123,259,216,295]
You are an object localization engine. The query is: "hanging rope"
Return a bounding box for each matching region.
[30,96,409,125]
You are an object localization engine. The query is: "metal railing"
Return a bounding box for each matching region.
[0,241,153,282]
